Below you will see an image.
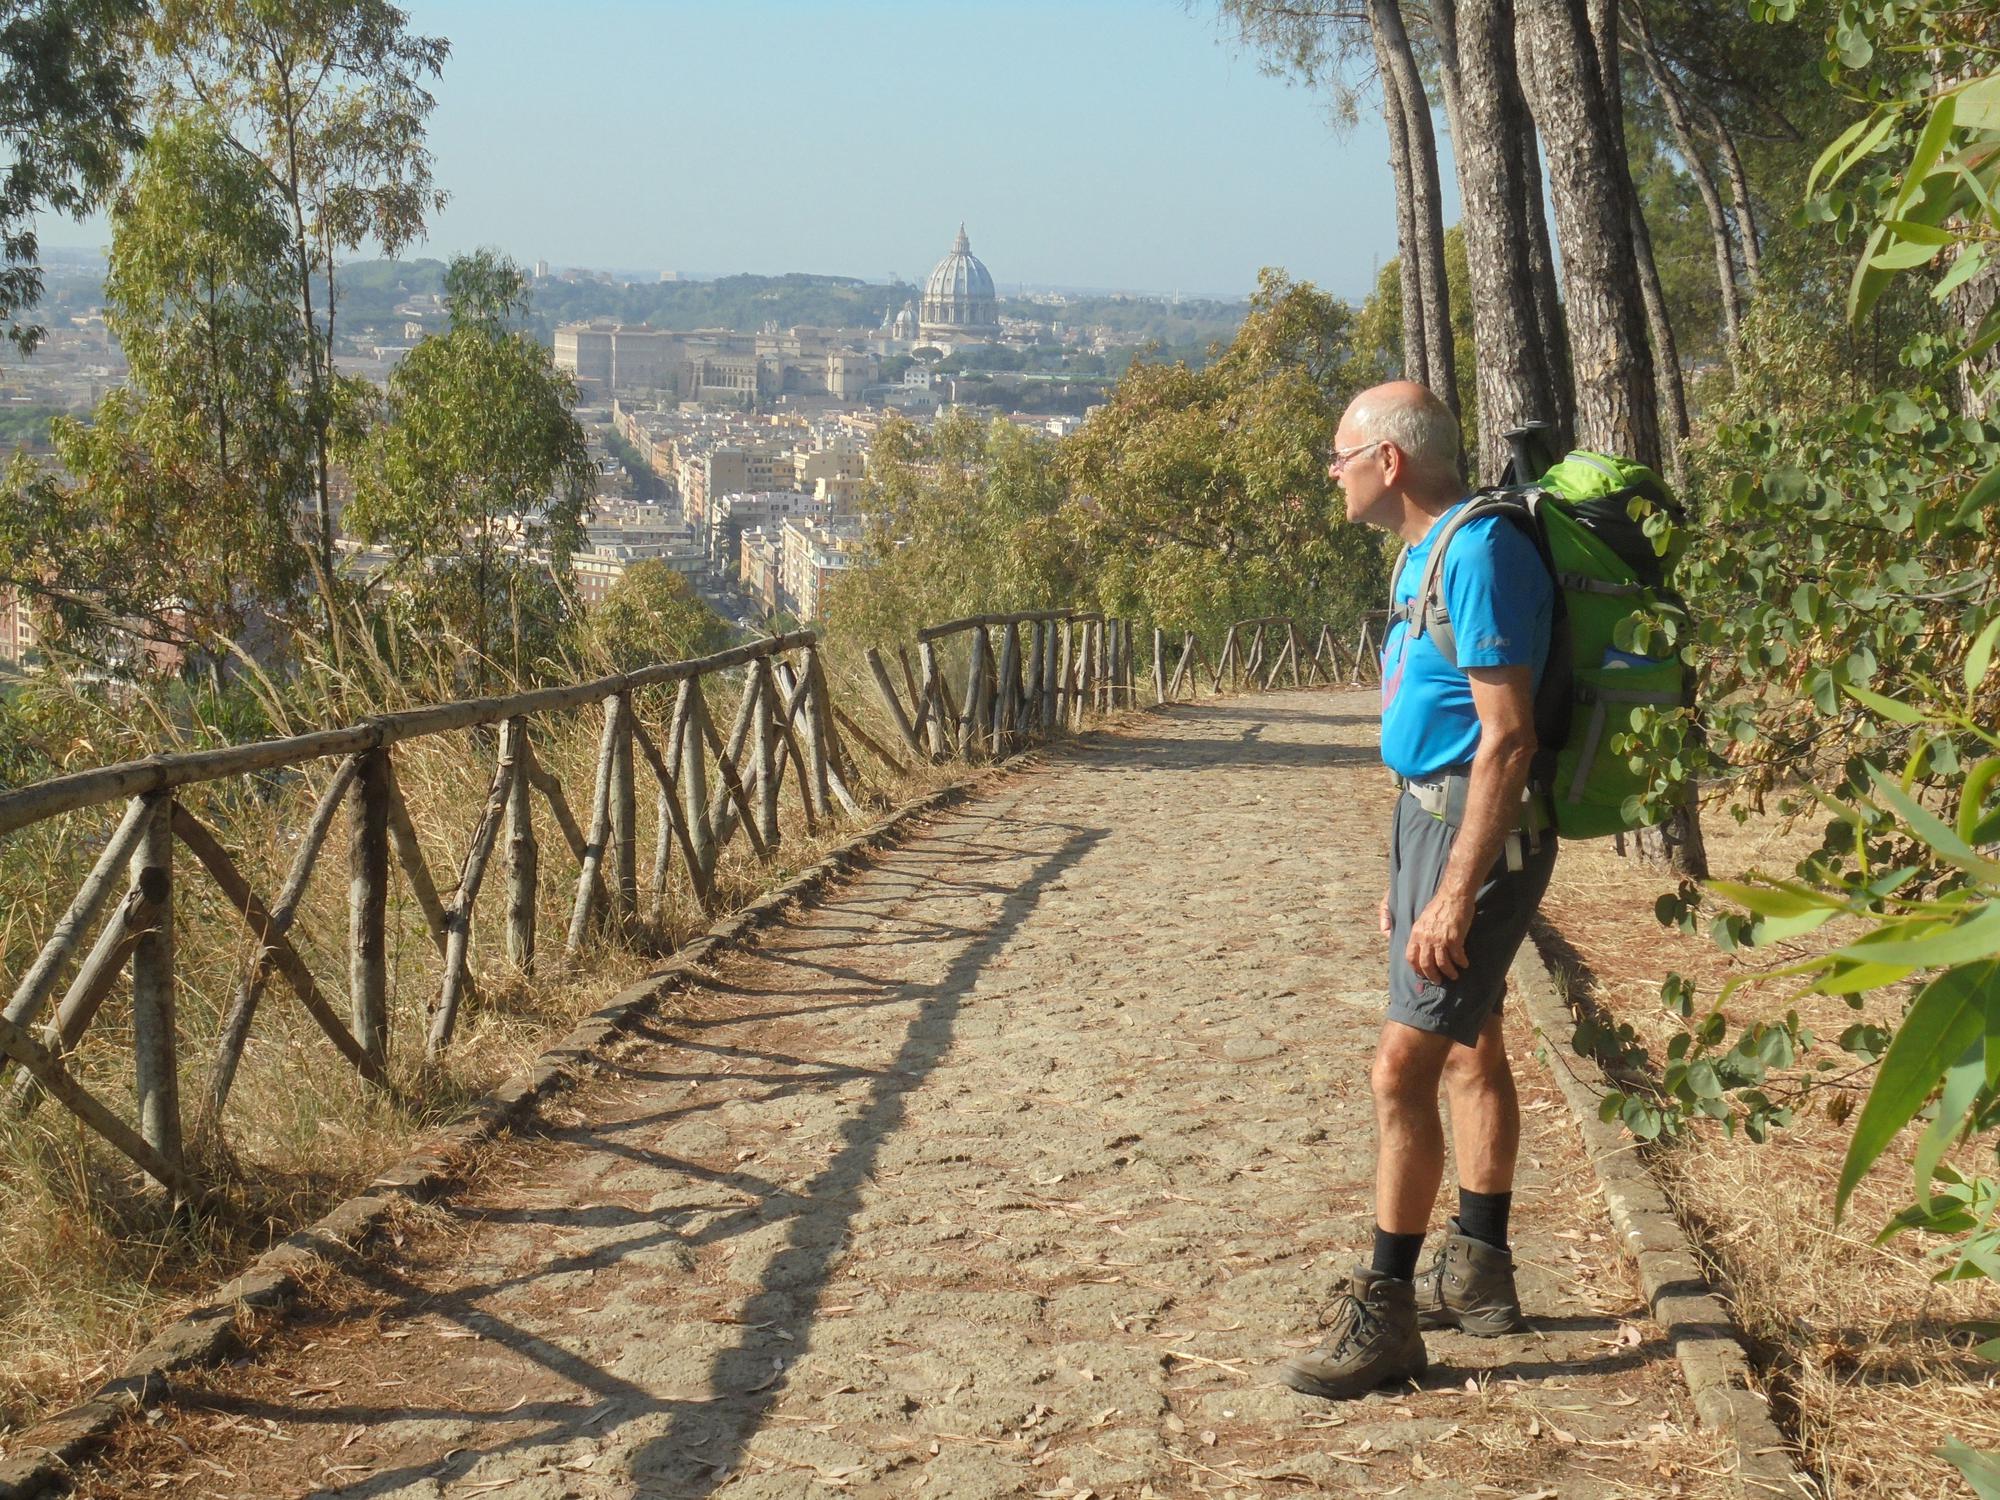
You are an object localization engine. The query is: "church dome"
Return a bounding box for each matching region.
[919,224,998,341]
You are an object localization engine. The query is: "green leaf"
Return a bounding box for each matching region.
[1868,766,2000,881]
[1959,760,2000,848]
[1837,961,1998,1219]
[1957,76,2000,132]
[1950,464,2000,527]
[1936,245,1990,302]
[1939,1440,2000,1500]
[1914,1041,1987,1210]
[1844,682,1928,724]
[1705,879,1841,918]
[1896,97,1960,203]
[1894,97,1960,216]
[1968,617,2000,695]
[1872,237,1947,271]
[1881,217,1958,247]
[1850,230,1897,322]
[1834,906,2000,968]
[1686,1060,1724,1099]
[1810,111,1894,197]
[1813,957,1919,995]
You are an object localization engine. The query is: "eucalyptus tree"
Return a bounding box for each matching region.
[1516,0,1661,467]
[0,112,311,667]
[344,253,593,690]
[145,0,450,627]
[1218,0,1457,415]
[0,0,146,350]
[1060,271,1386,636]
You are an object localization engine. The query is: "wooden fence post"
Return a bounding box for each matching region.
[2,795,152,1038]
[348,748,390,1072]
[959,626,991,759]
[917,640,948,758]
[1153,627,1166,704]
[680,680,716,894]
[129,792,180,1170]
[867,647,925,760]
[609,692,637,924]
[1054,621,1072,731]
[429,729,517,1058]
[1022,621,1045,734]
[506,718,538,973]
[993,622,1020,754]
[751,665,781,845]
[566,697,622,955]
[797,647,834,817]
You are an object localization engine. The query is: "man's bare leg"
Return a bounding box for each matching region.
[1370,1019,1457,1236]
[1442,1009,1519,1195]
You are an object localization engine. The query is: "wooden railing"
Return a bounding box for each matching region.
[0,632,858,1202]
[0,607,1381,1204]
[1160,614,1384,701]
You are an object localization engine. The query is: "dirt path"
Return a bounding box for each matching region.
[91,690,1729,1499]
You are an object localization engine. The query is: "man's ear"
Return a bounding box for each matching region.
[1379,442,1404,487]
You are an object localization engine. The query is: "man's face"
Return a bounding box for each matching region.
[1329,418,1390,529]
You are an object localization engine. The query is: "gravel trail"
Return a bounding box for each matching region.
[96,690,1726,1499]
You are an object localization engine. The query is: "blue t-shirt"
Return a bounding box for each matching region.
[1380,502,1553,779]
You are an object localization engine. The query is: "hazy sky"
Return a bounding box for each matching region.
[55,1,1467,301]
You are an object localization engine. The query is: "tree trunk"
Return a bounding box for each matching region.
[1517,0,1661,469]
[1629,12,1745,369]
[1514,78,1575,452]
[1445,0,1561,480]
[1372,0,1458,414]
[1371,12,1430,388]
[1630,191,1689,481]
[1592,0,1687,475]
[1693,93,1762,284]
[1950,263,2000,420]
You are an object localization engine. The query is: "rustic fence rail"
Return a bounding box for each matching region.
[0,608,1379,1203]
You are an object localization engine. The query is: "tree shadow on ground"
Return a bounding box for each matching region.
[178,818,1111,1500]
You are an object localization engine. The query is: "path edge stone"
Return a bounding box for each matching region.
[1509,939,1813,1499]
[0,761,1033,1500]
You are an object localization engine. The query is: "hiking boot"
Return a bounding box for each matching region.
[1277,1266,1426,1400]
[1414,1218,1526,1336]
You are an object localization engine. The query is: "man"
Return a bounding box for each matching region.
[1280,381,1559,1400]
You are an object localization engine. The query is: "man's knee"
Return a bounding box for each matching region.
[1443,1010,1513,1092]
[1371,1023,1450,1114]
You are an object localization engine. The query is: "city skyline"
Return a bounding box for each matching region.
[42,1,1462,302]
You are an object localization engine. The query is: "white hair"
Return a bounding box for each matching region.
[1346,386,1462,486]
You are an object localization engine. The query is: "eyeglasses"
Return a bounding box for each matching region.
[1329,439,1384,476]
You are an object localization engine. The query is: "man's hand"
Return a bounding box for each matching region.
[1406,886,1475,981]
[1379,890,1392,936]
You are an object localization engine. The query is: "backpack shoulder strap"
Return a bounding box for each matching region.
[1404,490,1538,669]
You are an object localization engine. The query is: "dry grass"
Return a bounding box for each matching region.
[1536,804,2000,1500]
[0,650,983,1437]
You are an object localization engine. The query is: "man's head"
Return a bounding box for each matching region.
[1331,381,1464,534]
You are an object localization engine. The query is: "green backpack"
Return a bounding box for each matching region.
[1390,450,1689,840]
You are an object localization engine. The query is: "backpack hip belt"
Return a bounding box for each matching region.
[1401,772,1553,871]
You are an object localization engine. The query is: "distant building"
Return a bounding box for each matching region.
[779,514,862,621]
[919,225,999,344]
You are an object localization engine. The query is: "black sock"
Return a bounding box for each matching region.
[1458,1188,1512,1250]
[1370,1226,1426,1281]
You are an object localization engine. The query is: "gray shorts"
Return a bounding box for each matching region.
[1386,791,1557,1047]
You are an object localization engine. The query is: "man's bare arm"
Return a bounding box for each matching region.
[1403,665,1537,982]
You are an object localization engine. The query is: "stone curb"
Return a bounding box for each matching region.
[1509,939,1813,1499]
[0,757,1036,1500]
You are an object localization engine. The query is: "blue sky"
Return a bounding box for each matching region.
[57,1,1465,301]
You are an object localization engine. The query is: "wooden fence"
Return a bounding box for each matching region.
[0,610,1381,1203]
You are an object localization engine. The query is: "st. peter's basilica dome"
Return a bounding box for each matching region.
[919,224,999,342]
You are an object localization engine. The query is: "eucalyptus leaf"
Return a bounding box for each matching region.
[1837,961,1997,1219]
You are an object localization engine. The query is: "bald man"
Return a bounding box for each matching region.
[1280,381,1558,1400]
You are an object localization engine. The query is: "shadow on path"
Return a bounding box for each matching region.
[625,819,1108,1495]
